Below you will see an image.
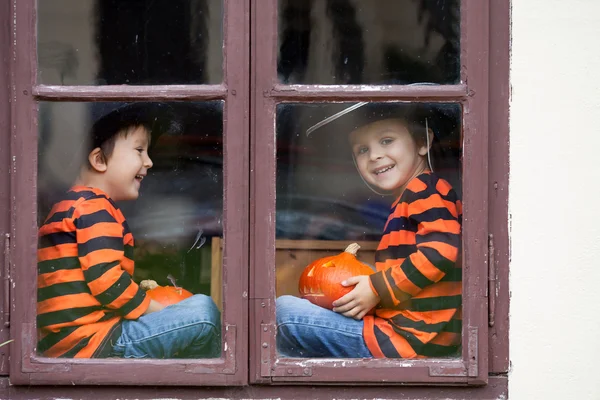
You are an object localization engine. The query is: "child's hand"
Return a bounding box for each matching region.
[332,275,379,320]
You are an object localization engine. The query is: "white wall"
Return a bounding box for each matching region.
[510,1,600,399]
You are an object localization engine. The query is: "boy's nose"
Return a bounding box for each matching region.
[144,154,153,168]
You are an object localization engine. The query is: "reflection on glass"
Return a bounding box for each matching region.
[37,0,223,85]
[275,102,462,359]
[278,0,460,84]
[37,101,223,359]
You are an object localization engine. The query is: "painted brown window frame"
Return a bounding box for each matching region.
[249,0,500,386]
[7,0,250,386]
[1,0,510,395]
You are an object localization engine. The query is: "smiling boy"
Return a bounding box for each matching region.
[37,103,221,358]
[277,103,462,358]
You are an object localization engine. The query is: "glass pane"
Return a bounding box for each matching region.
[275,102,462,359]
[278,0,460,84]
[37,0,223,85]
[37,101,223,358]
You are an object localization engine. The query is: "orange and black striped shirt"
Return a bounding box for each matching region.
[364,172,462,358]
[37,186,150,358]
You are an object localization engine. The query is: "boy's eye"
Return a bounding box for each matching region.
[380,138,394,145]
[356,146,368,155]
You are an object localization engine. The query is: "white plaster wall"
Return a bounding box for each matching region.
[510,1,600,399]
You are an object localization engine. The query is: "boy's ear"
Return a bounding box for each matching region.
[88,147,108,172]
[418,128,434,156]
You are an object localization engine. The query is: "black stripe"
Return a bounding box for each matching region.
[417,232,460,247]
[84,261,120,283]
[390,314,452,333]
[93,322,123,358]
[37,326,79,354]
[37,306,101,328]
[118,288,147,317]
[45,210,73,224]
[59,335,93,358]
[39,231,77,249]
[124,245,134,259]
[440,268,462,282]
[398,328,459,357]
[398,256,435,289]
[375,244,415,263]
[65,190,105,202]
[38,257,81,275]
[370,272,396,308]
[443,318,462,333]
[411,207,457,224]
[75,209,118,230]
[384,217,418,234]
[419,246,456,274]
[409,295,462,312]
[373,325,401,358]
[37,281,91,302]
[78,236,123,257]
[95,273,131,306]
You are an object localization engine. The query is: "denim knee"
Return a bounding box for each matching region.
[181,294,220,327]
[276,295,306,325]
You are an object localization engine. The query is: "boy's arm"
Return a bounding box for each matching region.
[74,197,150,319]
[368,182,461,309]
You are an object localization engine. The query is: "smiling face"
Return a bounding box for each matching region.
[99,125,153,201]
[349,118,429,197]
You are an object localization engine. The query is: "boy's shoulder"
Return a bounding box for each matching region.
[43,186,122,225]
[399,172,458,203]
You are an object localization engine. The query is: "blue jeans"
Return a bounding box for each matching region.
[111,294,221,359]
[276,295,372,358]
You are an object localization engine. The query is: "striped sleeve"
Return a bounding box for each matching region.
[73,197,149,319]
[370,176,461,308]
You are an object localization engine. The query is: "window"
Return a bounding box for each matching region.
[8,0,248,386]
[3,0,509,395]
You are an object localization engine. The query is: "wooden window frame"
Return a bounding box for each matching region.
[249,0,506,387]
[7,0,249,386]
[0,0,510,396]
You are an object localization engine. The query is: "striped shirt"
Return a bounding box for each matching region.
[37,186,150,358]
[363,172,462,358]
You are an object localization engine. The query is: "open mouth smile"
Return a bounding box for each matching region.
[374,165,395,175]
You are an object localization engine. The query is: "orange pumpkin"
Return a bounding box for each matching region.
[298,243,374,310]
[146,285,193,307]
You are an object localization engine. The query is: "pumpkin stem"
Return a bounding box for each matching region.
[344,243,361,255]
[167,274,180,289]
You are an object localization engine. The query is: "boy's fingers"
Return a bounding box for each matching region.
[341,276,361,287]
[333,299,357,314]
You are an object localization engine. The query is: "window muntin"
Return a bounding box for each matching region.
[277,0,460,85]
[37,0,224,85]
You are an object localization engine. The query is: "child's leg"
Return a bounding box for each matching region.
[276,295,372,358]
[111,294,221,359]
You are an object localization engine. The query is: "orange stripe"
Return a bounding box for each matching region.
[436,179,452,196]
[379,230,415,248]
[429,331,460,346]
[73,198,124,223]
[123,232,134,245]
[87,264,123,295]
[39,219,76,236]
[77,222,123,244]
[38,243,79,262]
[419,219,461,235]
[382,271,401,306]
[79,249,123,270]
[389,264,422,297]
[38,293,100,314]
[38,269,85,288]
[362,316,385,358]
[107,282,138,309]
[43,310,107,332]
[418,241,459,263]
[374,319,416,358]
[121,257,134,275]
[411,281,462,298]
[124,294,150,320]
[408,176,428,193]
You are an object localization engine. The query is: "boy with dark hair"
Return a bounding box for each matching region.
[276,102,462,358]
[37,103,221,358]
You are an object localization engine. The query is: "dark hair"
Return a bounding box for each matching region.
[87,102,181,166]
